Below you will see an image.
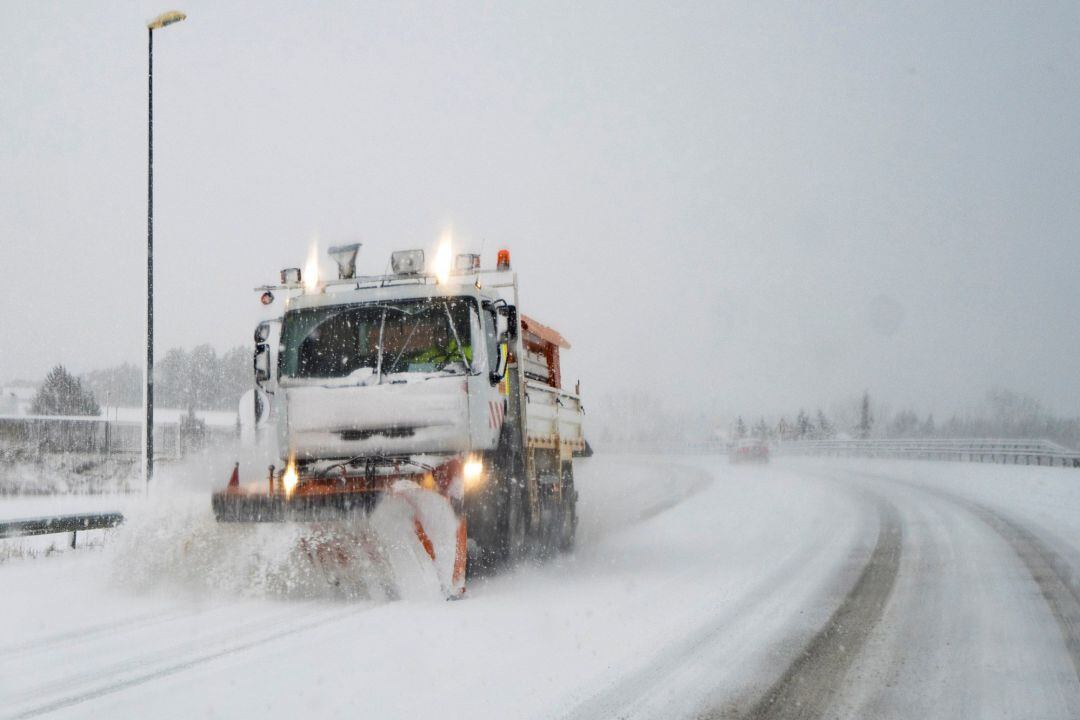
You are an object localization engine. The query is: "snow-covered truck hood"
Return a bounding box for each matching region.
[283,376,470,460]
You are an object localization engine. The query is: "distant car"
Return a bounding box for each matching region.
[730,439,770,464]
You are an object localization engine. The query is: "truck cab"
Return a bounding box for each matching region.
[274,282,508,463]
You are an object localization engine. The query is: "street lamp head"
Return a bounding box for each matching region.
[148,10,186,30]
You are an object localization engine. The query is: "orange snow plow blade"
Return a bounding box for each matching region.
[211,460,467,598]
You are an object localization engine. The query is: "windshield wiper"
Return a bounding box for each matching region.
[443,303,472,374]
[387,316,423,375]
[375,302,408,382]
[375,307,387,384]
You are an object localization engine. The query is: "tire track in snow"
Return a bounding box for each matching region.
[5,607,299,709]
[730,500,902,720]
[838,468,1080,686]
[556,486,880,720]
[4,604,372,719]
[0,607,198,659]
[902,482,1080,684]
[794,465,1080,715]
[969,511,1080,682]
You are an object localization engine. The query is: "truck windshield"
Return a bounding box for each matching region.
[279,297,474,379]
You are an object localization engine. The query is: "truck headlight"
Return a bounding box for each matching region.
[282,459,299,497]
[463,459,484,489]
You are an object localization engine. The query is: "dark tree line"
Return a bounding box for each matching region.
[935,389,1080,450]
[733,406,841,442]
[153,345,250,411]
[879,390,1079,448]
[733,389,1080,450]
[77,345,251,413]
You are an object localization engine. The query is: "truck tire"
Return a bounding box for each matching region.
[489,436,528,567]
[504,476,529,565]
[536,474,561,559]
[557,463,577,553]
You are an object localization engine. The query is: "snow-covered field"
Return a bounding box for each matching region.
[0,452,140,496]
[1,454,1079,719]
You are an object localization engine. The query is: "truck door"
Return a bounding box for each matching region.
[467,302,506,451]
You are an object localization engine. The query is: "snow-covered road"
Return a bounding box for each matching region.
[2,455,1079,719]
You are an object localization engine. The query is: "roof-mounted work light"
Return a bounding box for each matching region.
[328,243,362,279]
[280,267,302,285]
[455,253,480,273]
[391,249,425,275]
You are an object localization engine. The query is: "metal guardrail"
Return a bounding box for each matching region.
[0,512,125,548]
[778,439,1080,468]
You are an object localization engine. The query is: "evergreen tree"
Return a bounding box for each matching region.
[887,409,919,437]
[31,365,100,416]
[753,417,769,440]
[796,409,812,439]
[921,413,936,437]
[857,391,873,439]
[816,409,833,439]
[734,416,747,440]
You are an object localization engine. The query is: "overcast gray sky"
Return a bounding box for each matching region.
[2,1,1078,419]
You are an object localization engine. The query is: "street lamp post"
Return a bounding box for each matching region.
[145,10,186,485]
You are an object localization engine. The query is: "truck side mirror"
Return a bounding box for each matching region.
[254,321,272,344]
[253,387,269,426]
[489,341,509,385]
[254,343,271,384]
[503,305,518,340]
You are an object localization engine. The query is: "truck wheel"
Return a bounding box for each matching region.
[489,438,528,567]
[558,464,577,552]
[536,478,560,559]
[504,477,529,565]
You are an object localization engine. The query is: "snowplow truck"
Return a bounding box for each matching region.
[212,244,585,597]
